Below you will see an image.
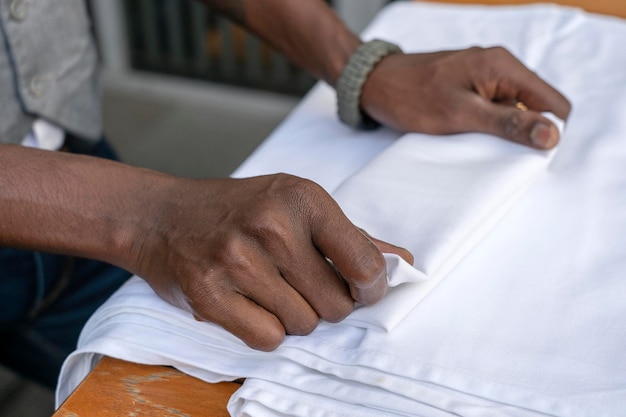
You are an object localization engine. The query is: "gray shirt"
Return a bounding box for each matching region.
[0,0,101,145]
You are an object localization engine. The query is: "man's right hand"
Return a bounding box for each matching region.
[0,147,411,351]
[128,174,413,350]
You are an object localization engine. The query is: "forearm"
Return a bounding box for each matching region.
[0,143,412,350]
[201,0,360,85]
[0,145,170,269]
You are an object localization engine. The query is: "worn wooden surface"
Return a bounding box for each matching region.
[425,0,626,19]
[53,357,240,417]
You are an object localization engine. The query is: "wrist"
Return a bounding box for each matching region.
[335,39,403,129]
[109,170,182,274]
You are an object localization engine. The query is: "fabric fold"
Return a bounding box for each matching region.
[342,115,562,331]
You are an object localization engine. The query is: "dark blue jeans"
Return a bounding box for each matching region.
[0,138,132,389]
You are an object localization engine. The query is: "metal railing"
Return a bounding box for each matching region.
[123,0,322,95]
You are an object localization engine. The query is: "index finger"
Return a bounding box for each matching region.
[514,71,571,121]
[310,207,388,306]
[476,47,572,120]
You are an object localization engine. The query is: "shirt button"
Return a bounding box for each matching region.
[29,75,48,98]
[9,0,29,22]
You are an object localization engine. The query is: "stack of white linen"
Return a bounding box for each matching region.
[57,3,626,416]
[339,121,561,331]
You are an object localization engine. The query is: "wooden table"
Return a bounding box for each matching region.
[53,357,240,417]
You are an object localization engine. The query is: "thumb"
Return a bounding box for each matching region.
[472,100,562,149]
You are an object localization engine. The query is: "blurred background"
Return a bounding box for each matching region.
[93,0,392,179]
[0,0,391,415]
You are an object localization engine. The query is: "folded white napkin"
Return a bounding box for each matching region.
[342,115,562,331]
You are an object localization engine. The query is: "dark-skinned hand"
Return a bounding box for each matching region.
[362,47,571,148]
[132,174,413,351]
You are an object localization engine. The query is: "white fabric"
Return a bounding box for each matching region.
[57,3,626,416]
[342,114,562,331]
[21,119,65,151]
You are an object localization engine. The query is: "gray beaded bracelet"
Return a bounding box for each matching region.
[336,39,403,130]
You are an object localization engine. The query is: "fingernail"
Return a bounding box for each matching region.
[530,122,557,148]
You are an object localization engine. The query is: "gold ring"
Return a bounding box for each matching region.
[515,101,528,111]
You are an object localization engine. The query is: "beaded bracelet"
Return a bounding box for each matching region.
[336,39,403,130]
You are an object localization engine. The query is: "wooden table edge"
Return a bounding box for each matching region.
[53,356,241,417]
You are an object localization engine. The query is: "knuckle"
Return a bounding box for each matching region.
[464,46,488,64]
[274,172,312,192]
[282,178,337,227]
[485,46,522,72]
[283,176,326,208]
[215,235,253,272]
[247,326,285,352]
[279,173,323,197]
[184,278,227,321]
[466,45,486,55]
[320,299,354,323]
[475,46,511,70]
[485,45,509,58]
[350,248,386,286]
[258,174,332,234]
[247,208,292,246]
[287,313,320,336]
